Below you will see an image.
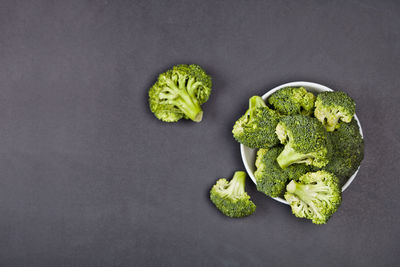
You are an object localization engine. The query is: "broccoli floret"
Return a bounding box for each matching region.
[268,87,315,115]
[255,147,312,197]
[149,64,212,122]
[314,91,355,131]
[285,170,341,224]
[232,96,281,148]
[210,171,256,218]
[276,115,330,168]
[324,120,364,186]
[255,148,287,197]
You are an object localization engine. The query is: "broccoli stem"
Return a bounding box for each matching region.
[277,145,309,168]
[249,96,267,113]
[228,171,246,198]
[286,180,297,193]
[163,78,203,122]
[286,180,324,219]
[187,77,203,98]
[250,95,266,107]
[287,180,331,201]
[174,92,203,122]
[247,96,267,122]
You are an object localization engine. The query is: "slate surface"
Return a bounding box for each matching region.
[0,0,399,266]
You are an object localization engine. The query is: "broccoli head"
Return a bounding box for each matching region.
[255,147,312,197]
[268,87,315,115]
[232,96,281,148]
[285,171,341,224]
[314,91,355,131]
[276,115,330,168]
[149,64,212,122]
[324,120,364,187]
[210,171,256,218]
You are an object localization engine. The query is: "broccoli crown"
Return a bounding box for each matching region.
[324,120,364,186]
[284,170,342,224]
[276,115,330,168]
[314,91,356,131]
[255,147,312,197]
[210,171,256,218]
[232,96,281,148]
[255,148,287,197]
[148,64,212,122]
[268,87,315,115]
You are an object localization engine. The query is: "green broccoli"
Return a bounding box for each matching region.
[314,91,355,131]
[284,171,341,224]
[324,120,364,186]
[268,87,315,115]
[232,96,281,148]
[210,171,256,218]
[148,64,212,122]
[276,115,330,168]
[255,147,312,197]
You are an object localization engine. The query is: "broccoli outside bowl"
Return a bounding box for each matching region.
[240,81,364,205]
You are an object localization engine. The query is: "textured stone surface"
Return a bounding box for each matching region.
[0,0,398,266]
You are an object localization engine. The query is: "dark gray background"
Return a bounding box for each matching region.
[0,0,399,266]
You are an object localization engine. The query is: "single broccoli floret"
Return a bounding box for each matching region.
[276,115,330,168]
[268,87,315,115]
[210,171,256,218]
[255,148,287,197]
[232,96,281,148]
[314,91,355,131]
[324,120,364,186]
[255,147,312,197]
[149,64,212,122]
[285,170,341,224]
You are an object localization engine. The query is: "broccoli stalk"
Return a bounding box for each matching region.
[275,115,330,169]
[236,96,268,129]
[286,180,332,204]
[158,75,203,122]
[247,95,267,118]
[284,171,341,224]
[149,64,212,122]
[276,143,313,169]
[210,171,256,218]
[223,172,246,197]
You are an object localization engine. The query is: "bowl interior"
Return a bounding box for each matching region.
[240,81,363,205]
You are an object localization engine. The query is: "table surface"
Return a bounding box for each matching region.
[0,1,399,266]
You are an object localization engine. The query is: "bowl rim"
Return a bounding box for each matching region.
[240,81,363,205]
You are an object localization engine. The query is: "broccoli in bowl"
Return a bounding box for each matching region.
[240,81,364,208]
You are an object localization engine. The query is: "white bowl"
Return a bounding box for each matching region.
[240,81,363,205]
